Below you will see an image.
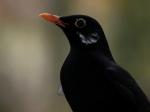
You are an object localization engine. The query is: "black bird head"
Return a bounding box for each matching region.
[39,13,114,59]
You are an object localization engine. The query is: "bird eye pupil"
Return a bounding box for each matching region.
[75,18,86,28]
[77,20,84,26]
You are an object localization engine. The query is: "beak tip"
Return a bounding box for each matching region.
[39,13,50,17]
[39,13,43,17]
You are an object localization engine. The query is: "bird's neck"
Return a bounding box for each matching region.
[69,37,115,62]
[98,37,115,62]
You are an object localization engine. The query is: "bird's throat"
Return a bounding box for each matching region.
[77,32,99,45]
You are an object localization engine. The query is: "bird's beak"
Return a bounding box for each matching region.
[39,13,65,27]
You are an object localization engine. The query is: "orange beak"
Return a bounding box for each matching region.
[39,13,65,27]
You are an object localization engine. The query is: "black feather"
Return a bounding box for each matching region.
[57,15,150,112]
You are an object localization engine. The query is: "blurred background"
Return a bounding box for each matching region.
[0,0,150,112]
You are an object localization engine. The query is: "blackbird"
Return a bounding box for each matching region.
[39,13,150,112]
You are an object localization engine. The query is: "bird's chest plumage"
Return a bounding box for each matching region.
[60,53,123,112]
[60,53,106,88]
[60,53,112,107]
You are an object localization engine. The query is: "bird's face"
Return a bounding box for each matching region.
[39,13,105,49]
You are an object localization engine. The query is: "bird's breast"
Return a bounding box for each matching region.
[60,53,107,95]
[60,53,118,111]
[61,53,103,80]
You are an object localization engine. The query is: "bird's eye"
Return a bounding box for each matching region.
[75,18,86,28]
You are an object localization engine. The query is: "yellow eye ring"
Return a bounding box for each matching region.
[75,18,86,28]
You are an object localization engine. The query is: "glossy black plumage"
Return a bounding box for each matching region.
[41,14,150,112]
[58,15,150,112]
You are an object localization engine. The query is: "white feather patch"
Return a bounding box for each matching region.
[57,85,64,96]
[79,33,98,45]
